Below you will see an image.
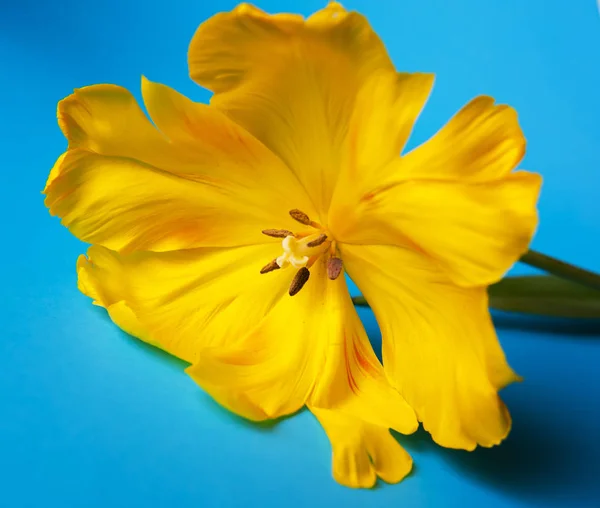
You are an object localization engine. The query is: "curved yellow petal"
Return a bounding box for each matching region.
[399,96,527,182]
[76,243,289,363]
[55,83,170,160]
[188,2,393,216]
[332,172,541,287]
[77,256,156,346]
[309,290,416,433]
[342,243,519,450]
[333,70,434,197]
[310,408,413,488]
[187,258,417,431]
[45,84,312,252]
[329,79,540,287]
[329,69,434,225]
[140,77,316,217]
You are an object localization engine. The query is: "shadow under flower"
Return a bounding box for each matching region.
[394,396,600,505]
[91,305,295,432]
[90,305,189,371]
[195,390,298,432]
[91,303,600,502]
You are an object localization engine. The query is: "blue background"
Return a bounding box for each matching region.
[1,0,599,506]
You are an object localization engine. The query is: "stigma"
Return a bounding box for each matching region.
[276,234,326,269]
[260,209,344,296]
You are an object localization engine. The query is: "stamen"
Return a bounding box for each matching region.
[262,229,293,238]
[327,257,343,280]
[289,267,310,296]
[294,231,315,239]
[306,233,328,247]
[306,254,320,269]
[289,209,311,225]
[260,259,281,274]
[329,241,337,256]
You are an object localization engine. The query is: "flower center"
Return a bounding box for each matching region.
[260,209,343,296]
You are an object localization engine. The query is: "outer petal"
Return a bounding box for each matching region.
[78,260,156,347]
[45,83,315,252]
[329,75,541,287]
[310,408,413,489]
[398,96,527,182]
[333,172,541,287]
[337,95,527,191]
[333,87,525,194]
[342,243,519,450]
[77,243,290,363]
[186,258,417,431]
[331,70,434,208]
[188,2,394,215]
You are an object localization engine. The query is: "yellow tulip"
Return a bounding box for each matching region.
[44,2,541,488]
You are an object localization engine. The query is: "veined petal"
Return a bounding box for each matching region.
[45,84,315,252]
[45,150,271,252]
[188,2,393,216]
[329,78,540,287]
[342,243,519,450]
[187,258,417,431]
[329,69,433,226]
[399,96,527,182]
[310,408,413,489]
[309,287,416,433]
[140,77,316,214]
[332,70,434,205]
[332,172,541,287]
[77,243,289,363]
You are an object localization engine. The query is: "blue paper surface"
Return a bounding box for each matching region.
[1,1,599,506]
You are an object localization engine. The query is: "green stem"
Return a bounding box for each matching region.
[520,249,600,291]
[352,295,368,307]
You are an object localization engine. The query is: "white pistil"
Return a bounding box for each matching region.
[276,234,328,269]
[260,208,337,296]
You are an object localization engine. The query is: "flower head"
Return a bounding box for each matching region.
[44,2,541,488]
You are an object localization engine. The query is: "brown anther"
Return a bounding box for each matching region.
[262,229,293,238]
[289,209,311,225]
[260,260,281,274]
[327,257,343,280]
[289,267,310,296]
[306,234,328,248]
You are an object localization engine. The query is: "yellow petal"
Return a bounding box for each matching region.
[399,95,527,182]
[332,172,541,287]
[336,70,434,190]
[56,83,169,159]
[310,408,413,488]
[188,2,393,216]
[140,77,316,215]
[309,288,416,433]
[77,256,156,346]
[76,243,289,363]
[45,84,314,252]
[330,69,433,224]
[329,78,540,286]
[187,258,417,431]
[342,243,520,450]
